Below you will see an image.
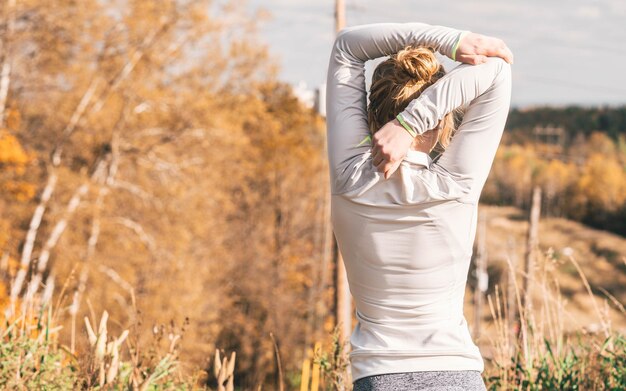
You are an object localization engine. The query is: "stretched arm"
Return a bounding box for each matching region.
[325,23,467,194]
[399,57,512,203]
[371,33,513,178]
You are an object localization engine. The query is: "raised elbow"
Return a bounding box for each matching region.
[492,57,512,78]
[331,27,355,57]
[484,57,512,89]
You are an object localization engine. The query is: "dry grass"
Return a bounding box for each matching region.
[0,274,202,390]
[470,205,626,334]
[470,205,626,390]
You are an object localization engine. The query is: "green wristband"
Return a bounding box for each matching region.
[396,113,417,138]
[452,31,470,62]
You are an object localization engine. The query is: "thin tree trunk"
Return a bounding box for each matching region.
[10,173,58,304]
[22,160,108,307]
[0,0,16,127]
[23,183,91,304]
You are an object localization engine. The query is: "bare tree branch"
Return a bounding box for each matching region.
[97,264,134,296]
[51,78,101,166]
[114,217,157,254]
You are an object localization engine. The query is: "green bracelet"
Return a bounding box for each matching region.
[452,31,470,62]
[396,113,417,138]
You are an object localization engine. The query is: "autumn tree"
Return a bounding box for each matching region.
[482,131,626,234]
[1,0,329,389]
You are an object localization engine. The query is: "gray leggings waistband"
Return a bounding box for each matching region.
[353,370,487,391]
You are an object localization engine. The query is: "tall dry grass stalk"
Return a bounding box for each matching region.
[214,349,236,391]
[314,326,351,391]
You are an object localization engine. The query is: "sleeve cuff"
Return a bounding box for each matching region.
[451,31,471,61]
[396,113,418,138]
[398,96,441,136]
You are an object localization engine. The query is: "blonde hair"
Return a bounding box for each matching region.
[367,46,456,151]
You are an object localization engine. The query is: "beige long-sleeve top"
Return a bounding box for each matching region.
[325,23,512,382]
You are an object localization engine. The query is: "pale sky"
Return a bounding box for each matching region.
[248,0,626,107]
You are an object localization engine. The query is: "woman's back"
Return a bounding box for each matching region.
[332,152,483,380]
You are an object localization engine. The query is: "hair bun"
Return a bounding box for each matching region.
[393,46,440,82]
[367,45,451,138]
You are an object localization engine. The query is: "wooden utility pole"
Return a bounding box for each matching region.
[473,211,488,339]
[506,236,518,337]
[335,0,346,33]
[333,0,352,346]
[523,187,542,315]
[333,240,352,344]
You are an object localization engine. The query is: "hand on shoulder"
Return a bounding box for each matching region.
[371,118,414,180]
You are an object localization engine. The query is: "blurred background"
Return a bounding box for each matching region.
[0,0,624,390]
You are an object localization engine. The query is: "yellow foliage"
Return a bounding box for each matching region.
[536,159,575,199]
[489,144,537,206]
[587,132,617,158]
[2,180,36,201]
[0,129,30,168]
[486,140,626,220]
[0,128,34,203]
[576,153,626,212]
